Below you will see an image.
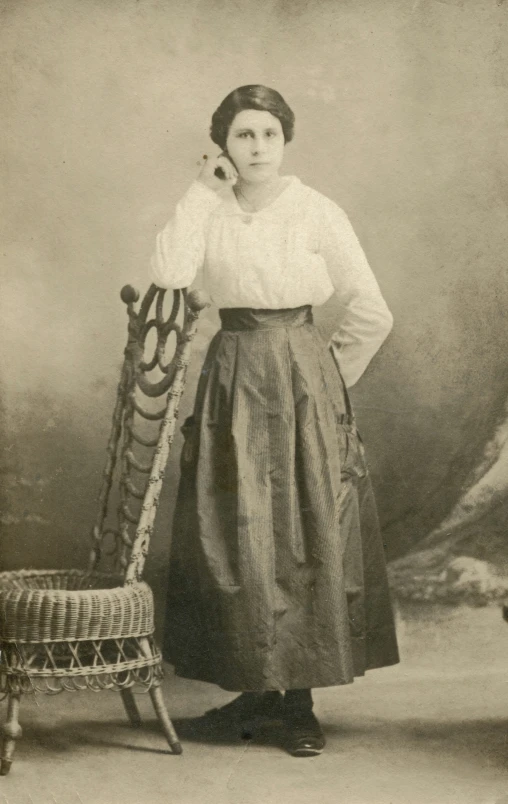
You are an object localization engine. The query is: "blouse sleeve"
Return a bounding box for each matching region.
[318,197,393,388]
[150,181,222,289]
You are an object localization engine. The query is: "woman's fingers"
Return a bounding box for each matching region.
[217,152,238,177]
[197,153,237,190]
[216,154,238,182]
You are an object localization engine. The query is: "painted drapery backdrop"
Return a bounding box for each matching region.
[2,0,508,605]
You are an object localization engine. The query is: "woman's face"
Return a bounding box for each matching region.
[225,109,285,183]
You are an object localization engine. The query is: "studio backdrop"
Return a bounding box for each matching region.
[2,0,508,606]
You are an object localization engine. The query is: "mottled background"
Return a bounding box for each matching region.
[2,0,508,607]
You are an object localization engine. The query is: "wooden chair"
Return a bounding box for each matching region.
[0,283,207,775]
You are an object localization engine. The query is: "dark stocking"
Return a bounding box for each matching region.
[284,688,314,713]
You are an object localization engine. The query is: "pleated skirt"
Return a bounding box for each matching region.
[163,305,399,691]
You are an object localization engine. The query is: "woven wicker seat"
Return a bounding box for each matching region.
[0,284,207,775]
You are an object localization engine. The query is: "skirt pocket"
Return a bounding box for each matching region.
[337,421,368,480]
[330,355,368,481]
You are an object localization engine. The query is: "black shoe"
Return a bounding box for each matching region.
[204,692,284,728]
[284,709,326,757]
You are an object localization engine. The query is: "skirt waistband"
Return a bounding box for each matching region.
[219,305,313,331]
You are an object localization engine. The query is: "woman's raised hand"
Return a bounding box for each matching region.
[197,153,238,192]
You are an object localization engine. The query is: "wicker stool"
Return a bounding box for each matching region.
[0,284,208,775]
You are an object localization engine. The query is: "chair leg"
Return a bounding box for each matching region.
[148,684,182,755]
[0,692,22,776]
[138,637,182,755]
[121,688,142,728]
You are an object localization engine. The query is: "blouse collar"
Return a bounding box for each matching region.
[219,175,301,217]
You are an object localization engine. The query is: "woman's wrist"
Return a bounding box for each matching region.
[196,175,221,193]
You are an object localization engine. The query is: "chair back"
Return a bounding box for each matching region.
[87,284,207,584]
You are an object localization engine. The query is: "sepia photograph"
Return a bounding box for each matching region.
[1,1,508,802]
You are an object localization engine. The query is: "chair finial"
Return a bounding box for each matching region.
[121,285,140,305]
[186,289,209,312]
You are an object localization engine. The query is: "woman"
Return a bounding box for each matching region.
[151,85,399,758]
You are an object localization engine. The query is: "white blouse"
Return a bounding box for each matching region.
[151,176,393,388]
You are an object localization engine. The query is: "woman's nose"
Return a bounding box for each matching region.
[251,137,265,154]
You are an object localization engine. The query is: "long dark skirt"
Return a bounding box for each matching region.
[163,306,399,692]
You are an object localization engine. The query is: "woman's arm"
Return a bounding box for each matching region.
[318,198,393,389]
[151,153,238,289]
[150,181,221,289]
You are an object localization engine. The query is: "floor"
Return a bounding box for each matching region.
[1,602,508,804]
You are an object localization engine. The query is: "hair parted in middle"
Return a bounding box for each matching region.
[210,85,295,150]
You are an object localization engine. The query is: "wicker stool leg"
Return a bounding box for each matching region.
[0,692,22,776]
[138,638,182,755]
[121,688,142,727]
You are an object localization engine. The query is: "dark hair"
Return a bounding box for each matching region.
[210,85,295,150]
